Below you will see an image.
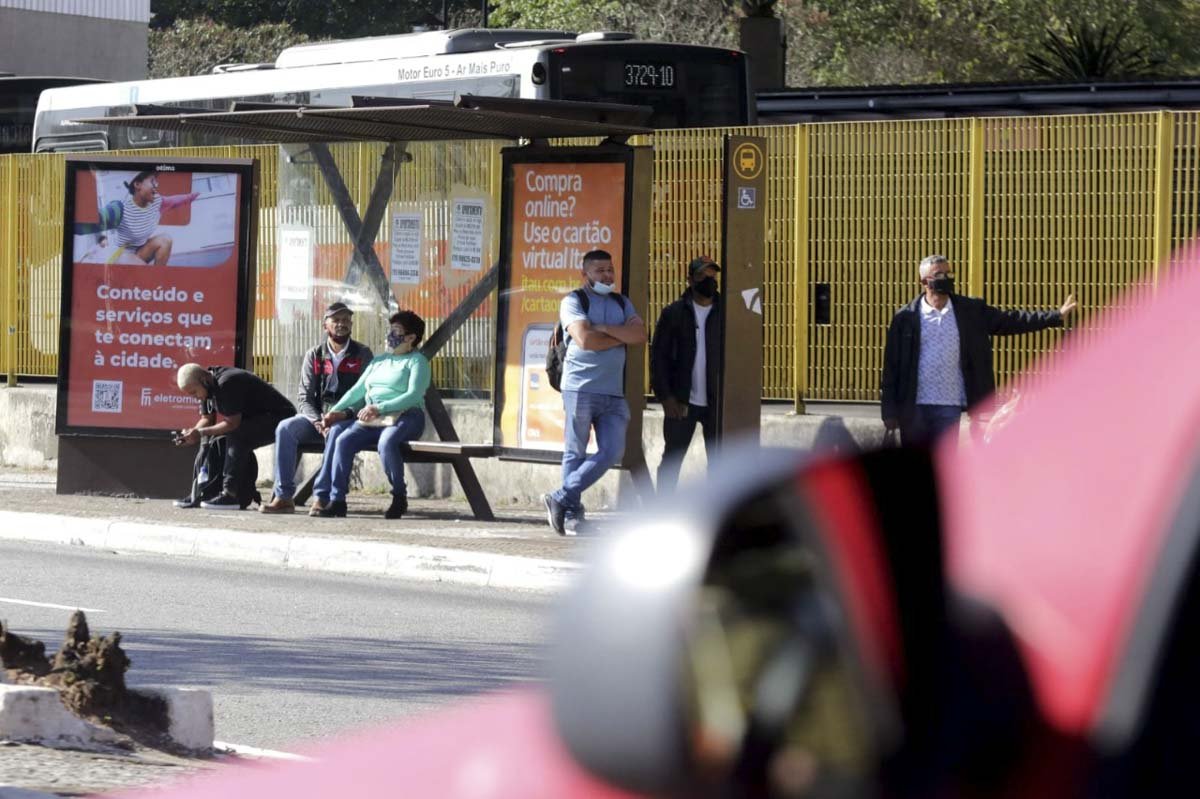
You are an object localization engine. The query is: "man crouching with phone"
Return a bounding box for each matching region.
[173,363,295,510]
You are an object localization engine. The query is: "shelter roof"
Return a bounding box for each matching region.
[69,96,654,144]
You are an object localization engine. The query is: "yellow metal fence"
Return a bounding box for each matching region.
[3,112,1196,402]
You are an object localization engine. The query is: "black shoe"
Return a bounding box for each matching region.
[240,490,263,510]
[543,493,566,535]
[563,509,586,536]
[173,495,200,509]
[385,495,408,520]
[317,499,347,518]
[200,493,243,511]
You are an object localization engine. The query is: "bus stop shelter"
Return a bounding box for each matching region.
[72,97,653,520]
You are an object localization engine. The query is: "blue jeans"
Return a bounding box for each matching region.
[901,404,964,447]
[552,390,629,512]
[272,415,325,499]
[312,408,426,503]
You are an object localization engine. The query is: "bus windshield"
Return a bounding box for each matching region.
[2,77,105,153]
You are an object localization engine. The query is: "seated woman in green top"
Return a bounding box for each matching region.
[310,310,431,519]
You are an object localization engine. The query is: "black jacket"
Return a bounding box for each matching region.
[880,293,1063,423]
[650,290,721,406]
[297,338,374,421]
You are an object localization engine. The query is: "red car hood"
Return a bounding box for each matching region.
[939,255,1200,736]
[111,690,638,799]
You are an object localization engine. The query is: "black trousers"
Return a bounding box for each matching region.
[222,413,287,495]
[657,403,716,494]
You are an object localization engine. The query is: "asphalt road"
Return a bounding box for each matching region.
[0,540,552,751]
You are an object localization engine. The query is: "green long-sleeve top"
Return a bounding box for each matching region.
[329,351,430,416]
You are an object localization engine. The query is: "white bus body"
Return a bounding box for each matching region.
[33,29,752,151]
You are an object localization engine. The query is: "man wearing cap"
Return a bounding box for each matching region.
[260,303,374,513]
[650,255,722,493]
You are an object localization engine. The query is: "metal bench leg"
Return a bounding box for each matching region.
[293,466,319,505]
[449,456,495,522]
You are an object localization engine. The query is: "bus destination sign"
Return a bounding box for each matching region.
[623,62,676,89]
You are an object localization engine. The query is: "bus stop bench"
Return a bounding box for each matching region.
[291,440,497,520]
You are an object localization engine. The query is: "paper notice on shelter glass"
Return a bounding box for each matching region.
[450,198,485,271]
[390,212,422,285]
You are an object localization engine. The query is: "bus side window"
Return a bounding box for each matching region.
[125,126,163,147]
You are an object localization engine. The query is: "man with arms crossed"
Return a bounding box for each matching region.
[543,249,646,535]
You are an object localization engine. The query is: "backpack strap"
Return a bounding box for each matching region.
[561,288,589,345]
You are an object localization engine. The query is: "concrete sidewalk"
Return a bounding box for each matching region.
[0,472,588,594]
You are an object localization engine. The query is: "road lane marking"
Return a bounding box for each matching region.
[0,597,107,613]
[214,740,313,761]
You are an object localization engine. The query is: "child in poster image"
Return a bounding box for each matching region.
[75,170,199,265]
[115,170,199,265]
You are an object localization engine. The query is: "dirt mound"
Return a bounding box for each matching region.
[1,612,173,750]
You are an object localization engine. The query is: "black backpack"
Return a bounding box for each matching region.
[186,436,261,509]
[546,289,625,392]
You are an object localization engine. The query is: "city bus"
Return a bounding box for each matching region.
[32,28,754,151]
[0,75,105,153]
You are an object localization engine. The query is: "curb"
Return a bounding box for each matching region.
[0,511,579,594]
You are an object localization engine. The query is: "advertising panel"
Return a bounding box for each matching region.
[494,152,631,458]
[56,156,258,437]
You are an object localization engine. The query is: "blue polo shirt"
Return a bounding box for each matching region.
[559,287,637,396]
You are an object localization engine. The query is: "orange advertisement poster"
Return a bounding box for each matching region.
[497,159,627,453]
[59,161,252,435]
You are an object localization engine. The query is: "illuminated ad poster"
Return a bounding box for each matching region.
[56,156,258,437]
[494,150,632,459]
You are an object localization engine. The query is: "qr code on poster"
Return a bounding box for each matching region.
[91,380,123,413]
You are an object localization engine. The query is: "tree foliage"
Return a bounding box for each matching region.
[1024,20,1159,80]
[148,18,309,77]
[148,0,1200,85]
[150,1,424,39]
[490,0,738,49]
[780,0,1200,86]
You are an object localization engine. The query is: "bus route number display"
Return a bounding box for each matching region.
[624,62,676,89]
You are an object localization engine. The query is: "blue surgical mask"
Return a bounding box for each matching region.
[590,280,615,296]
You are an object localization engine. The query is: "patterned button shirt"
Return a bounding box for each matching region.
[916,296,968,407]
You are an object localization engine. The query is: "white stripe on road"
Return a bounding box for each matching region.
[0,597,106,613]
[214,740,313,762]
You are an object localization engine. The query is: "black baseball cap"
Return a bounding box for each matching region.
[323,302,353,319]
[688,256,721,278]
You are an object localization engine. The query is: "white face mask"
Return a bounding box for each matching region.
[590,280,615,296]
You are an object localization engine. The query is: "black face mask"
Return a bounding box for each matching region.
[928,275,955,295]
[693,276,718,298]
[387,331,409,349]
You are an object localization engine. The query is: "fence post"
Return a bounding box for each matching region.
[793,124,810,413]
[1153,111,1175,290]
[2,156,16,387]
[967,118,985,299]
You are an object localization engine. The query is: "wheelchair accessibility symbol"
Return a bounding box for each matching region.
[737,187,757,209]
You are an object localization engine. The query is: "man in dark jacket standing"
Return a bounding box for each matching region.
[260,302,374,513]
[881,254,1076,446]
[651,256,722,493]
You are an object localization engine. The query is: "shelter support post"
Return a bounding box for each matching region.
[307,144,501,519]
[309,142,397,309]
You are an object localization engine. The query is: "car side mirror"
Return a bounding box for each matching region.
[550,445,949,798]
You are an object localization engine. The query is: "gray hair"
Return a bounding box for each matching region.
[176,363,207,390]
[919,254,949,279]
